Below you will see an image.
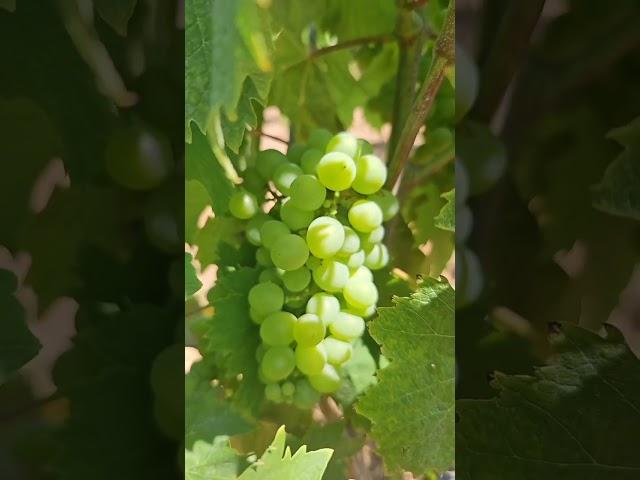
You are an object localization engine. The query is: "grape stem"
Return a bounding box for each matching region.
[386,1,455,189]
[309,33,395,59]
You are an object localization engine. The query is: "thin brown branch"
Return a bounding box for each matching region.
[309,33,395,59]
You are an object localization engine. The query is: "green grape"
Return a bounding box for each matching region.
[228,190,259,219]
[329,312,365,341]
[346,304,376,319]
[294,313,325,346]
[261,346,295,381]
[370,189,399,221]
[293,378,321,409]
[260,220,290,249]
[300,149,323,175]
[306,216,345,258]
[105,124,173,191]
[340,249,365,269]
[308,364,341,393]
[360,225,384,245]
[338,226,360,255]
[256,247,274,267]
[350,265,373,282]
[306,255,322,270]
[363,243,389,270]
[317,152,356,191]
[326,131,358,157]
[458,203,473,243]
[248,282,284,315]
[246,213,269,246]
[260,311,296,346]
[256,149,287,180]
[271,234,309,271]
[281,381,296,397]
[289,174,327,211]
[273,162,303,195]
[295,344,327,375]
[357,139,374,156]
[259,267,282,284]
[265,383,283,403]
[348,200,383,233]
[280,199,314,230]
[322,337,353,365]
[343,278,378,310]
[287,143,306,164]
[308,128,333,151]
[455,44,479,122]
[282,267,311,292]
[352,154,387,194]
[250,307,265,324]
[285,291,310,310]
[306,293,340,326]
[313,259,349,292]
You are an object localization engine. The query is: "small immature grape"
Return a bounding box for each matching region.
[259,268,282,284]
[273,162,303,195]
[294,313,325,346]
[352,154,387,194]
[280,199,314,230]
[306,293,341,326]
[326,132,358,158]
[306,255,322,270]
[260,311,296,346]
[271,234,309,271]
[300,149,323,175]
[330,311,365,341]
[340,249,365,269]
[256,149,287,180]
[308,128,333,151]
[308,364,341,393]
[245,213,269,246]
[360,225,385,245]
[348,200,383,233]
[287,143,306,164]
[250,307,265,324]
[350,265,373,282]
[322,337,353,365]
[229,190,259,219]
[285,291,310,309]
[265,383,283,403]
[249,282,284,315]
[289,174,327,211]
[306,216,345,258]
[343,278,378,310]
[282,267,311,292]
[317,152,356,191]
[347,303,376,318]
[338,226,361,255]
[313,259,349,292]
[363,243,389,270]
[256,247,273,267]
[281,381,296,397]
[295,344,327,376]
[260,220,290,249]
[293,378,321,409]
[370,189,399,221]
[261,346,295,381]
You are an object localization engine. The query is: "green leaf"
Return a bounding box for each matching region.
[185,253,202,299]
[592,116,640,221]
[185,0,272,141]
[336,339,377,405]
[185,180,211,244]
[237,425,333,480]
[193,216,244,268]
[357,280,455,474]
[322,0,396,40]
[434,189,455,232]
[457,323,640,478]
[186,438,243,480]
[0,269,41,384]
[94,0,137,36]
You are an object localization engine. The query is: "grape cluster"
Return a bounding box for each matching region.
[228,129,399,409]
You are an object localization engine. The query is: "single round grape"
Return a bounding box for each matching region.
[350,265,373,282]
[289,174,327,211]
[300,149,323,175]
[294,313,325,346]
[229,190,259,219]
[246,213,269,246]
[282,267,311,292]
[256,149,287,180]
[295,344,327,376]
[313,260,349,292]
[265,383,283,403]
[360,225,385,245]
[271,234,309,271]
[260,311,296,346]
[343,278,378,310]
[370,190,399,221]
[260,220,290,249]
[308,364,341,393]
[338,226,360,255]
[306,293,340,326]
[322,337,353,365]
[363,243,389,270]
[317,152,356,191]
[281,381,296,397]
[250,307,265,324]
[256,247,274,267]
[348,200,383,233]
[306,255,322,270]
[280,200,314,230]
[308,128,333,151]
[293,378,321,409]
[347,304,376,319]
[287,143,306,164]
[352,154,387,194]
[261,346,295,382]
[341,249,365,269]
[273,162,303,195]
[285,290,310,310]
[259,268,282,284]
[326,132,358,158]
[306,216,345,259]
[330,312,365,341]
[248,282,284,315]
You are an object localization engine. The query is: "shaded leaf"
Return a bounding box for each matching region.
[185,253,202,299]
[434,189,455,232]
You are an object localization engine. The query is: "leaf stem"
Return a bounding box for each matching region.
[309,33,395,59]
[387,1,455,188]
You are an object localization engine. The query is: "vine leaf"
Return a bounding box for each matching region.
[193,216,243,268]
[237,426,333,480]
[434,189,455,232]
[185,179,211,244]
[592,116,640,221]
[357,279,455,474]
[94,0,137,36]
[185,253,202,299]
[322,0,396,40]
[335,338,377,406]
[0,269,41,384]
[457,323,640,478]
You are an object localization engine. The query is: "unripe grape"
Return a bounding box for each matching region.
[360,225,385,245]
[338,226,361,255]
[290,174,327,211]
[352,154,387,194]
[330,312,365,341]
[256,149,287,180]
[308,364,341,393]
[350,265,373,282]
[280,199,314,230]
[306,255,322,270]
[363,243,389,270]
[294,313,325,346]
[343,278,378,310]
[300,149,323,175]
[273,162,303,195]
[256,247,273,267]
[317,152,356,191]
[261,346,295,381]
[260,311,296,346]
[229,190,259,219]
[326,132,358,158]
[313,259,349,292]
[281,381,296,397]
[260,220,290,249]
[282,267,311,292]
[287,143,306,164]
[322,337,353,365]
[348,200,383,233]
[293,378,321,409]
[250,307,265,324]
[295,344,327,375]
[271,234,309,271]
[259,268,282,284]
[248,282,284,315]
[308,128,333,151]
[306,216,345,258]
[245,213,269,246]
[340,249,365,269]
[265,383,283,403]
[370,189,399,221]
[306,293,341,326]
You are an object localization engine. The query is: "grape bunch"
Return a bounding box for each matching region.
[228,129,399,409]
